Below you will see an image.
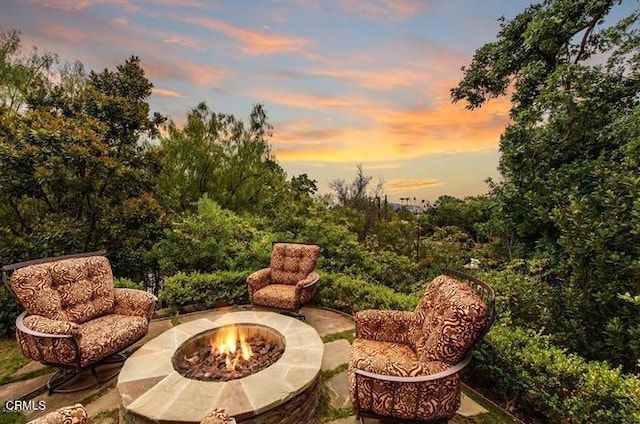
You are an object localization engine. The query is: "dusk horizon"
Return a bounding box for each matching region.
[5,0,634,203]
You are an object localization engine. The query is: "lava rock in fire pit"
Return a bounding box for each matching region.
[175,335,284,381]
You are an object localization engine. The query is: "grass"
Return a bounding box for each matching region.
[321,329,355,344]
[91,409,119,423]
[0,336,29,382]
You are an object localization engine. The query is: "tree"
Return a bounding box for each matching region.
[158,102,288,213]
[0,31,166,280]
[291,173,318,198]
[452,0,640,369]
[0,29,58,113]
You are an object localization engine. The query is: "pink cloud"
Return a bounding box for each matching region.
[180,15,313,56]
[152,87,185,98]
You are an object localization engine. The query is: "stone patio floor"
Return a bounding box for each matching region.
[1,306,521,423]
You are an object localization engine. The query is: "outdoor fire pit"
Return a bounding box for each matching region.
[117,311,323,424]
[173,324,285,381]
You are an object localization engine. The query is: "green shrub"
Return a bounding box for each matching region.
[471,325,640,423]
[151,198,273,275]
[476,266,553,332]
[361,249,420,294]
[0,285,20,336]
[315,271,421,314]
[159,270,250,309]
[114,277,144,290]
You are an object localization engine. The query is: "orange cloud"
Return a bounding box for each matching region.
[143,61,228,87]
[179,16,313,56]
[152,87,185,98]
[264,91,511,163]
[385,179,443,192]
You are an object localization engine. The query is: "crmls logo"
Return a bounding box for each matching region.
[4,400,47,412]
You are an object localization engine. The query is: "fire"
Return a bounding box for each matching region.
[209,326,253,371]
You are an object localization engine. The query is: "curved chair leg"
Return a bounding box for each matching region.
[47,353,129,394]
[48,369,97,394]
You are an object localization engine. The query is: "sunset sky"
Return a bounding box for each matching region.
[4,0,630,203]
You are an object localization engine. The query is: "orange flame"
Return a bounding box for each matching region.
[209,326,253,371]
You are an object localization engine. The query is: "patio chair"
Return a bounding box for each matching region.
[2,251,157,394]
[27,403,87,424]
[247,242,321,319]
[348,269,495,423]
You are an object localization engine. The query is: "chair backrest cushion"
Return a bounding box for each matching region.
[413,274,488,364]
[270,243,320,285]
[10,256,115,324]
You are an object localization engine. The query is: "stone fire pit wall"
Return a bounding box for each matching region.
[117,311,324,424]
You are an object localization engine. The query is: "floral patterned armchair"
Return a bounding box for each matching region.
[348,269,495,422]
[247,242,321,319]
[2,251,156,394]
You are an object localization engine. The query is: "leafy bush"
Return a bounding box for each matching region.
[0,285,20,336]
[314,271,421,314]
[151,198,273,275]
[361,249,420,293]
[476,266,553,332]
[159,270,250,309]
[471,325,640,423]
[114,277,145,290]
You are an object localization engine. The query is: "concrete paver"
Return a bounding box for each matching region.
[322,339,352,371]
[327,370,351,410]
[302,306,354,337]
[458,392,489,417]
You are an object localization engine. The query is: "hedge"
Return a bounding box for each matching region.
[472,325,640,423]
[159,270,250,309]
[314,270,421,314]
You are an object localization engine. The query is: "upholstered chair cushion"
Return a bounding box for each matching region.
[413,275,488,364]
[27,403,88,424]
[76,314,149,367]
[269,243,320,285]
[10,256,115,324]
[201,408,235,424]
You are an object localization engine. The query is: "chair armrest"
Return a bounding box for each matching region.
[355,310,419,344]
[114,288,157,321]
[353,353,472,383]
[247,268,271,295]
[296,271,319,289]
[27,403,88,424]
[18,312,79,338]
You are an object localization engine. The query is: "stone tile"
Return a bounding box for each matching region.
[142,319,173,342]
[327,370,351,410]
[216,380,254,419]
[457,392,488,417]
[159,378,227,422]
[170,318,216,336]
[280,345,324,368]
[212,311,263,326]
[12,360,48,377]
[139,326,192,350]
[0,373,51,404]
[322,339,351,371]
[257,313,294,334]
[302,307,354,337]
[117,376,165,407]
[85,387,120,417]
[24,382,107,422]
[117,347,172,383]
